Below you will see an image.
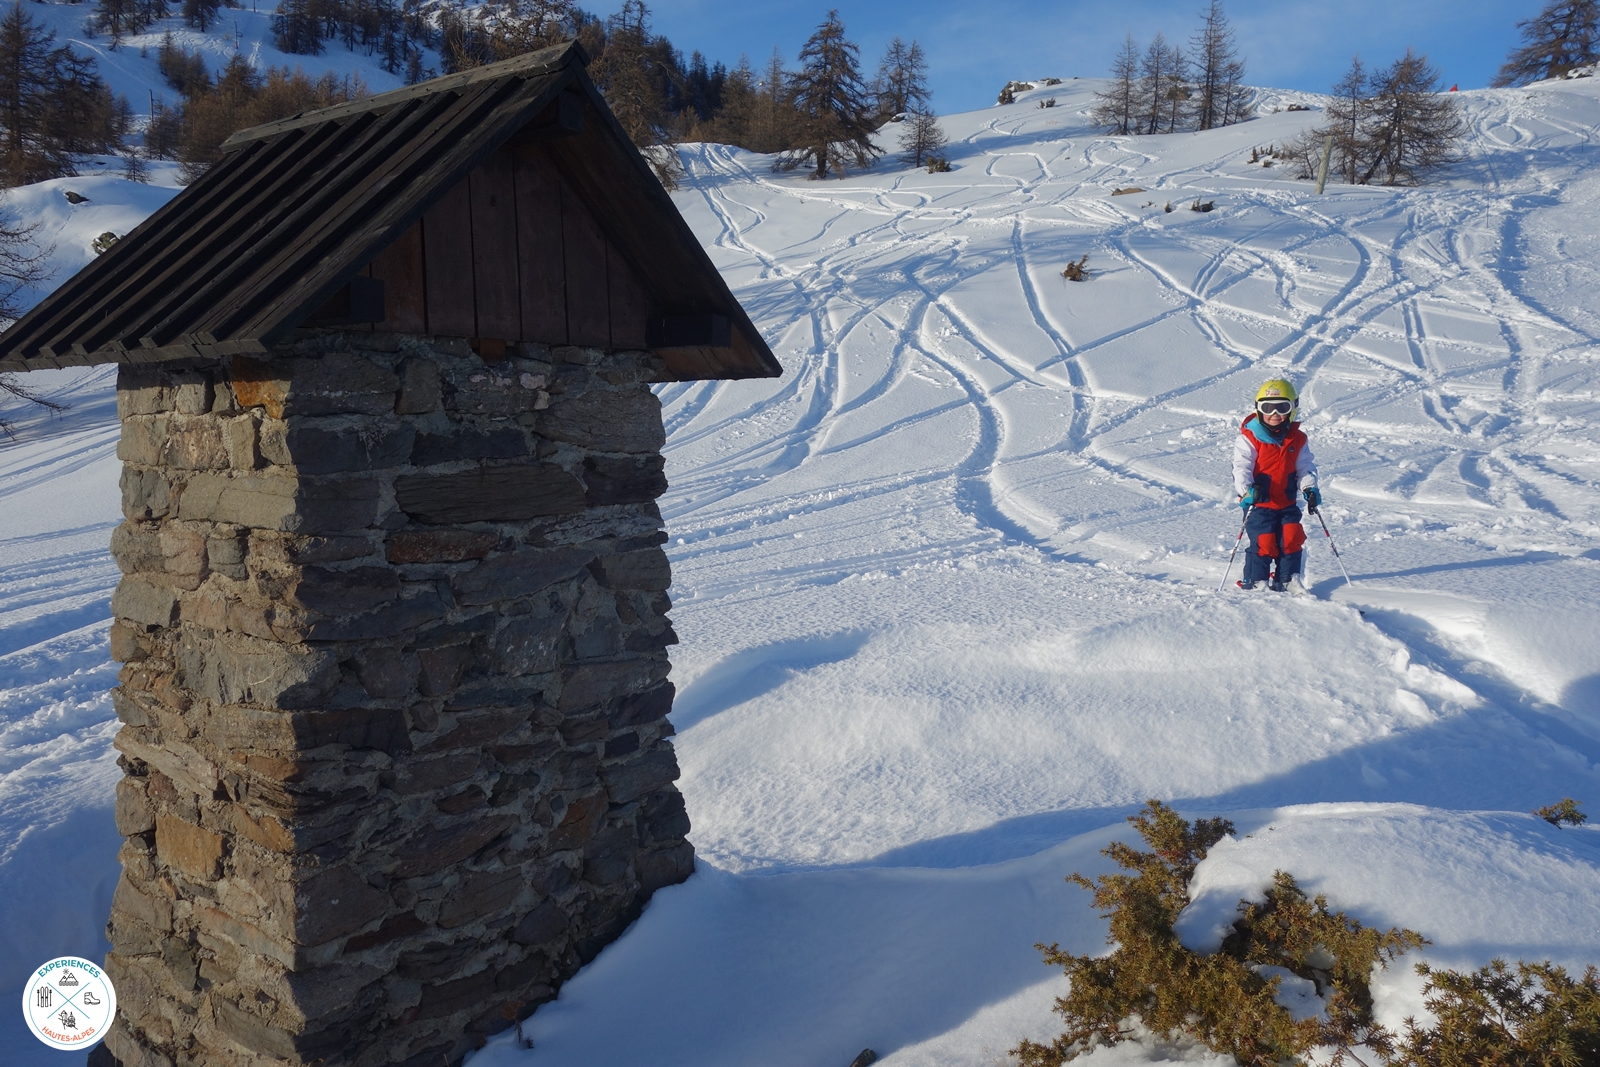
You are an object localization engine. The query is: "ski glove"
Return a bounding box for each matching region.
[1239,488,1257,510]
[1303,486,1321,511]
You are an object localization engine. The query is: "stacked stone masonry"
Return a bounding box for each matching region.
[97,331,694,1067]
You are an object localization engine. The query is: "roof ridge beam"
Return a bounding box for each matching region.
[221,41,587,153]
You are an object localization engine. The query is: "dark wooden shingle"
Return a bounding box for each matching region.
[0,42,779,382]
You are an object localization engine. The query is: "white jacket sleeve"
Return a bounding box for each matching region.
[1296,441,1318,491]
[1231,434,1256,497]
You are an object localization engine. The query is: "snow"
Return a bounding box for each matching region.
[4,60,1600,1067]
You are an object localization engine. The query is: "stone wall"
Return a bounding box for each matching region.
[96,331,694,1067]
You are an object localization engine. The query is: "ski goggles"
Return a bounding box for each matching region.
[1256,399,1295,416]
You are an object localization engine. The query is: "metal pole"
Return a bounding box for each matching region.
[1309,505,1353,587]
[1217,506,1253,592]
[1314,134,1334,195]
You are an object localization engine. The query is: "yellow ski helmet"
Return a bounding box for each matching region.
[1254,378,1298,418]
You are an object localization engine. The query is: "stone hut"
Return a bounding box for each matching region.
[0,43,778,1067]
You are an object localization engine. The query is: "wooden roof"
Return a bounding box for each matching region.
[0,43,780,381]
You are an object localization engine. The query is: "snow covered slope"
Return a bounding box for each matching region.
[5,72,1600,1067]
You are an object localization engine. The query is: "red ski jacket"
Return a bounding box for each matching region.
[1234,416,1315,509]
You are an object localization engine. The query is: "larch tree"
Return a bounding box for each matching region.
[95,0,142,41]
[0,200,45,321]
[1139,33,1181,134]
[1216,54,1252,126]
[0,2,122,187]
[486,0,577,61]
[182,0,221,32]
[1160,44,1191,133]
[1492,0,1600,86]
[145,96,181,160]
[1325,56,1370,184]
[0,195,55,435]
[0,3,72,185]
[898,108,946,167]
[590,0,680,186]
[749,46,795,154]
[1190,0,1248,130]
[709,54,758,147]
[1091,34,1140,135]
[176,58,364,181]
[272,0,325,55]
[1356,49,1462,185]
[876,36,929,120]
[779,9,880,179]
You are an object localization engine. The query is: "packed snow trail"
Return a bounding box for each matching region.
[2,73,1600,1067]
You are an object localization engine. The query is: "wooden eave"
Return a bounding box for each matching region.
[0,42,779,381]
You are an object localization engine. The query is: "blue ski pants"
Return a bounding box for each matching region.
[1243,504,1306,584]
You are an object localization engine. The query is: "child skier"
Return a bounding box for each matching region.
[1233,378,1320,593]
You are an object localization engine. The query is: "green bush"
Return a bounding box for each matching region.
[1012,801,1425,1066]
[1015,801,1600,1066]
[1534,798,1587,827]
[1395,959,1600,1064]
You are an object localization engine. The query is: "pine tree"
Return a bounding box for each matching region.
[1091,34,1140,135]
[1190,0,1246,130]
[875,36,929,120]
[674,51,725,123]
[898,108,945,167]
[1492,0,1600,86]
[778,9,880,178]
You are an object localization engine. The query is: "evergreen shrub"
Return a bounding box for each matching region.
[1013,801,1600,1066]
[1011,801,1424,1066]
[1397,959,1600,1063]
[1534,798,1586,827]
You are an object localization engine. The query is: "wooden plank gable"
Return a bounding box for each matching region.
[359,143,653,351]
[0,43,779,379]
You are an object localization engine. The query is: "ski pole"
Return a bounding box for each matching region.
[1309,504,1354,588]
[1217,505,1252,592]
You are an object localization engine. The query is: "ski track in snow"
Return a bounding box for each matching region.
[518,79,1600,1065]
[3,71,1600,1067]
